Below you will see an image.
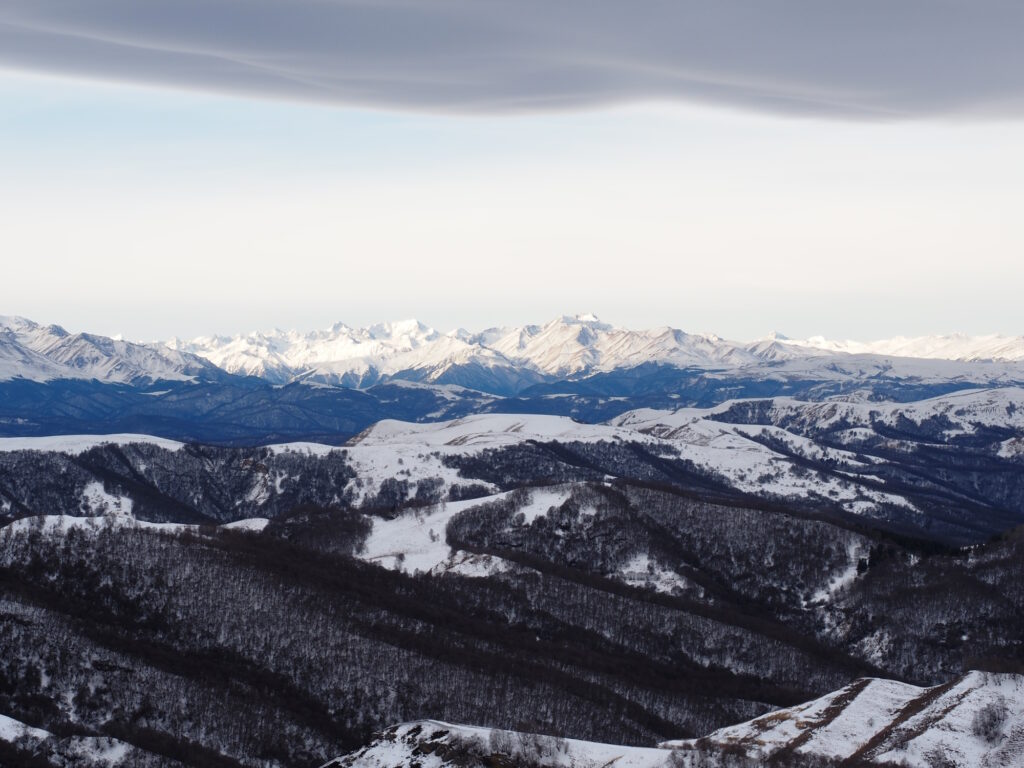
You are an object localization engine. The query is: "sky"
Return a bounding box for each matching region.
[1,1,1023,342]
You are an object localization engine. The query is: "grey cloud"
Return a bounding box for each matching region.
[1,1,1022,118]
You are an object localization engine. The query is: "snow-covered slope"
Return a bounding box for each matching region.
[613,387,1024,441]
[350,412,642,449]
[0,433,184,453]
[327,414,647,509]
[0,711,139,766]
[11,386,1018,536]
[665,671,1024,767]
[0,315,218,384]
[348,390,1024,523]
[356,485,578,577]
[324,672,1024,768]
[321,720,674,768]
[341,390,1024,540]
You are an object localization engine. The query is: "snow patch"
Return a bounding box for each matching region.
[220,517,270,532]
[80,482,133,518]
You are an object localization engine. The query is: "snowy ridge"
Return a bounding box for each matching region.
[346,395,1024,519]
[349,412,641,448]
[0,315,217,384]
[171,313,759,385]
[612,387,1024,440]
[347,412,891,516]
[0,513,272,537]
[665,671,1024,767]
[322,719,673,768]
[324,672,1024,768]
[336,415,648,509]
[4,312,1024,392]
[0,433,184,454]
[11,387,1022,531]
[167,314,1024,391]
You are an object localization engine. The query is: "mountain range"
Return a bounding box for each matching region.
[0,315,220,385]
[4,313,1024,766]
[168,314,1024,391]
[5,386,1023,545]
[5,313,1024,393]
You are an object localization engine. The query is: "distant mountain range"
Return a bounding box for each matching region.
[6,313,1024,390]
[0,315,221,385]
[4,313,1024,444]
[168,313,1024,391]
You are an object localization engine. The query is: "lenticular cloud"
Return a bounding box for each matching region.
[1,0,1023,119]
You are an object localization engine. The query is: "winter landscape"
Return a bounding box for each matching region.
[2,3,1024,767]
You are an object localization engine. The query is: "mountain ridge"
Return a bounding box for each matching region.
[0,315,222,384]
[168,314,1024,392]
[5,313,1024,395]
[321,670,1024,768]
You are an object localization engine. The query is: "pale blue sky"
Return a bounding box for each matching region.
[2,69,1023,342]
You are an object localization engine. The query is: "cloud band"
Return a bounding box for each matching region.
[1,1,1022,118]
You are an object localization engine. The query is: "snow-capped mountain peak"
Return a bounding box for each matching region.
[164,317,1024,392]
[5,313,1024,394]
[0,316,218,384]
[365,318,437,343]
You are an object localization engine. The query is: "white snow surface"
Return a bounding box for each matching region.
[358,495,504,575]
[220,517,271,532]
[0,712,52,743]
[1,514,272,537]
[610,410,918,515]
[351,412,640,449]
[80,482,134,517]
[358,486,575,576]
[339,414,648,507]
[0,433,184,453]
[618,553,692,595]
